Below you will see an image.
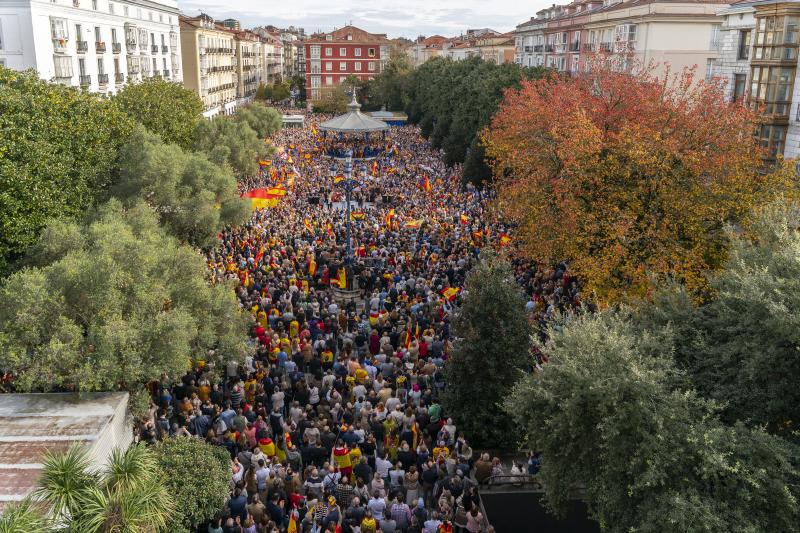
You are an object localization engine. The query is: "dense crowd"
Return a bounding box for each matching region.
[138,112,579,533]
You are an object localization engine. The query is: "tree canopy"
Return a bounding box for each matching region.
[485,58,799,304]
[112,77,203,150]
[442,251,532,448]
[115,126,250,247]
[367,51,413,112]
[0,66,133,276]
[154,437,231,532]
[235,102,283,139]
[507,310,800,532]
[0,200,250,393]
[193,107,273,179]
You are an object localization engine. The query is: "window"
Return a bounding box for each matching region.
[339,47,346,56]
[339,62,346,71]
[733,73,747,102]
[162,57,166,70]
[326,75,332,85]
[710,24,722,50]
[354,61,361,71]
[97,57,104,74]
[109,2,114,14]
[368,61,375,71]
[161,34,165,45]
[111,28,117,43]
[50,17,69,39]
[0,59,5,67]
[94,26,101,42]
[150,32,155,45]
[113,57,120,73]
[325,62,332,71]
[75,23,82,41]
[753,15,799,61]
[325,47,332,56]
[159,14,163,22]
[311,75,320,88]
[53,55,73,77]
[311,45,320,58]
[0,22,4,50]
[123,5,128,16]
[354,47,361,56]
[326,35,333,41]
[738,29,751,60]
[91,0,97,10]
[78,57,86,75]
[755,123,786,156]
[615,23,637,44]
[152,57,157,73]
[750,65,795,116]
[368,47,375,57]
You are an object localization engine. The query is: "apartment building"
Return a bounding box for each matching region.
[180,14,236,118]
[407,35,447,67]
[513,0,727,78]
[0,0,181,94]
[304,25,389,101]
[234,29,264,105]
[252,26,285,84]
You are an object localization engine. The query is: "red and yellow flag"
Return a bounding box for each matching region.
[442,287,461,301]
[371,160,378,176]
[304,218,314,233]
[336,267,347,289]
[404,219,423,229]
[385,209,396,229]
[460,214,469,225]
[241,188,281,210]
[351,210,365,221]
[499,233,512,247]
[334,175,345,184]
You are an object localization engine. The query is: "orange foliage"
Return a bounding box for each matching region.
[484,58,796,305]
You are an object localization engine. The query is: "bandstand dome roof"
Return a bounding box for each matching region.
[319,93,389,133]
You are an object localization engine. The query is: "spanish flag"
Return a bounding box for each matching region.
[304,218,314,233]
[460,214,469,225]
[420,174,432,193]
[326,222,334,237]
[287,155,293,164]
[311,123,318,136]
[287,510,298,533]
[385,208,396,229]
[334,175,345,184]
[371,160,378,176]
[471,230,484,243]
[254,246,265,265]
[351,210,365,221]
[404,219,423,229]
[499,233,512,246]
[308,259,317,277]
[442,287,461,301]
[267,185,287,197]
[336,267,347,289]
[242,188,281,210]
[259,159,271,166]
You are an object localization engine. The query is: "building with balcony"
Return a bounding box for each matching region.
[180,13,237,118]
[304,25,390,101]
[512,0,727,78]
[234,29,265,105]
[0,0,181,94]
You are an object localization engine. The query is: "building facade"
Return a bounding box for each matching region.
[304,25,389,101]
[234,29,264,105]
[512,0,728,78]
[0,0,181,94]
[180,14,236,118]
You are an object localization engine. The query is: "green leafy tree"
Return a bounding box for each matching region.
[271,81,291,102]
[442,251,532,448]
[154,437,231,532]
[462,137,492,187]
[313,85,349,114]
[112,77,203,150]
[255,82,268,101]
[234,102,283,138]
[193,116,270,178]
[34,443,175,532]
[0,200,250,393]
[367,51,413,111]
[506,311,800,532]
[115,126,249,247]
[638,200,800,435]
[291,74,306,103]
[0,66,133,275]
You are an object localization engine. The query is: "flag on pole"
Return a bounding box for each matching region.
[404,219,423,229]
[442,287,461,301]
[242,188,282,210]
[385,209,396,229]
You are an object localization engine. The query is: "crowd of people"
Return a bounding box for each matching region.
[138,110,580,533]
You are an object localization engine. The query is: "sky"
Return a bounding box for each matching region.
[176,0,549,39]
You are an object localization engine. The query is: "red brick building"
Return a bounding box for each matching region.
[305,25,390,101]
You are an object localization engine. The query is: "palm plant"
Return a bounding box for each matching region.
[0,498,49,533]
[32,443,175,533]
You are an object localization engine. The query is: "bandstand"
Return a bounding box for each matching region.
[318,93,389,292]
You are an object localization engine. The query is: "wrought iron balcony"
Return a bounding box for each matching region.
[79,74,91,86]
[76,41,88,53]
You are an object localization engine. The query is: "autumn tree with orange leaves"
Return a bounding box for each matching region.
[484,58,797,304]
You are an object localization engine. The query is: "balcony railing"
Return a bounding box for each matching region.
[139,42,148,51]
[533,44,543,53]
[96,41,106,53]
[112,42,122,53]
[77,41,88,53]
[126,38,137,48]
[79,74,91,86]
[98,73,109,84]
[151,44,158,53]
[523,46,533,53]
[53,38,69,53]
[569,41,580,52]
[544,44,554,53]
[161,45,169,53]
[600,42,613,52]
[162,69,170,78]
[115,72,125,82]
[583,43,596,52]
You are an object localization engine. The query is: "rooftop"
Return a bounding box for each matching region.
[319,93,389,133]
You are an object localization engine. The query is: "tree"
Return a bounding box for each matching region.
[34,443,175,532]
[461,137,492,187]
[506,311,800,532]
[193,116,270,179]
[637,200,800,435]
[115,126,250,247]
[0,66,133,276]
[255,82,268,101]
[368,51,413,111]
[484,58,797,304]
[271,81,291,102]
[313,85,349,114]
[154,437,231,532]
[234,102,283,138]
[112,77,203,150]
[0,200,250,393]
[442,251,532,448]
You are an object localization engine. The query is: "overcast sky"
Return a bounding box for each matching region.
[177,0,548,39]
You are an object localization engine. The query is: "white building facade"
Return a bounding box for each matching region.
[0,0,182,95]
